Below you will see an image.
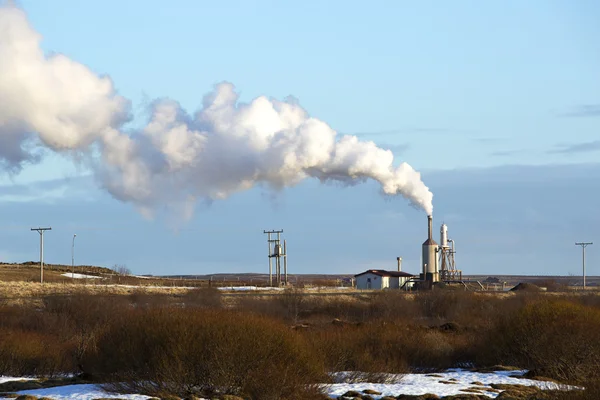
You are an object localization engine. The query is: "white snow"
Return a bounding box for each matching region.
[0,369,579,400]
[11,383,152,400]
[216,286,284,291]
[61,273,103,279]
[306,286,353,291]
[324,369,578,399]
[0,376,35,384]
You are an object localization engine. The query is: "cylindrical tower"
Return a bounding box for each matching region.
[440,223,448,249]
[422,215,439,282]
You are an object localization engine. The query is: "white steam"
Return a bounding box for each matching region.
[0,3,434,217]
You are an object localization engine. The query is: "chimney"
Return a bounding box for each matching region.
[397,257,402,272]
[428,215,433,240]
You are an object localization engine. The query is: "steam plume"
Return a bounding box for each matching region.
[0,3,434,218]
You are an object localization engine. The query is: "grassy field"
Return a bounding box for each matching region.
[1,262,600,399]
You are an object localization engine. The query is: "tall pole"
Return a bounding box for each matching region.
[283,240,287,285]
[276,231,281,286]
[575,242,593,290]
[31,227,52,284]
[267,232,272,286]
[72,234,77,278]
[264,230,283,287]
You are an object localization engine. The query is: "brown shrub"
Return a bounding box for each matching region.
[367,291,420,321]
[86,308,326,399]
[182,288,223,308]
[479,298,600,383]
[306,319,475,374]
[43,294,131,374]
[0,329,68,376]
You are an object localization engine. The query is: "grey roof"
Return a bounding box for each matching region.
[354,269,415,278]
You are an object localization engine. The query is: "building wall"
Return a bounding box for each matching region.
[356,273,386,290]
[356,273,415,290]
[399,276,412,287]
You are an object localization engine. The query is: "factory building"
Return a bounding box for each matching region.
[354,215,462,291]
[354,270,415,290]
[418,214,462,289]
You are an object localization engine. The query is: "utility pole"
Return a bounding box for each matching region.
[72,234,77,278]
[575,242,593,290]
[263,230,287,287]
[31,227,52,284]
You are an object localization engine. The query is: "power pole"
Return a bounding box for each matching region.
[31,227,52,284]
[263,230,287,287]
[575,242,593,290]
[72,234,77,278]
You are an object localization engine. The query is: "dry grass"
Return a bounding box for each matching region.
[0,281,192,301]
[1,286,600,398]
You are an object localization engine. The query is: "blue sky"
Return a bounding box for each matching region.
[1,0,599,276]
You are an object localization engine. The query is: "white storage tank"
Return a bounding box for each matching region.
[440,223,448,249]
[422,215,439,282]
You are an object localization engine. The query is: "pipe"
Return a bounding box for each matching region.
[397,257,402,272]
[427,215,433,240]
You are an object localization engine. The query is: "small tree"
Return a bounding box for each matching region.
[112,264,131,276]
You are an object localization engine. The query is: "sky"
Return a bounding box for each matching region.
[0,0,599,277]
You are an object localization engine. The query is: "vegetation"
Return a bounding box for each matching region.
[0,287,599,399]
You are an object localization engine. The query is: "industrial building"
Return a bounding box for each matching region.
[354,269,415,290]
[418,215,462,289]
[354,214,463,291]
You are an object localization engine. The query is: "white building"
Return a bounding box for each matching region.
[354,269,415,290]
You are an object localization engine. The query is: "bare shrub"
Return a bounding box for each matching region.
[42,294,130,375]
[480,298,600,383]
[307,323,411,374]
[532,279,568,292]
[236,295,290,320]
[86,308,326,399]
[278,287,306,324]
[127,290,173,309]
[183,287,223,309]
[0,328,67,376]
[367,291,420,321]
[575,293,600,309]
[300,295,370,323]
[112,264,131,276]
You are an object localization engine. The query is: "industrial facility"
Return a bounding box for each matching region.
[267,215,468,290]
[354,214,466,291]
[416,215,462,289]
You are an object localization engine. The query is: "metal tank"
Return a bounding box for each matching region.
[422,215,439,282]
[440,223,449,249]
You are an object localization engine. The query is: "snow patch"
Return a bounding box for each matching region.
[12,383,152,400]
[61,273,103,279]
[0,369,579,400]
[324,369,578,399]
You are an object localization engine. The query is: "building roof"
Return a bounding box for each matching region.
[354,269,415,278]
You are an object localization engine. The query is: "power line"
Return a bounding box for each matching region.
[575,242,593,290]
[31,227,51,284]
[263,230,287,287]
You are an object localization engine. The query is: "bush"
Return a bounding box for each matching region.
[0,329,68,376]
[183,287,223,309]
[86,308,326,399]
[480,299,600,383]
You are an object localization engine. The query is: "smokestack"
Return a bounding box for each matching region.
[428,215,433,240]
[397,257,402,272]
